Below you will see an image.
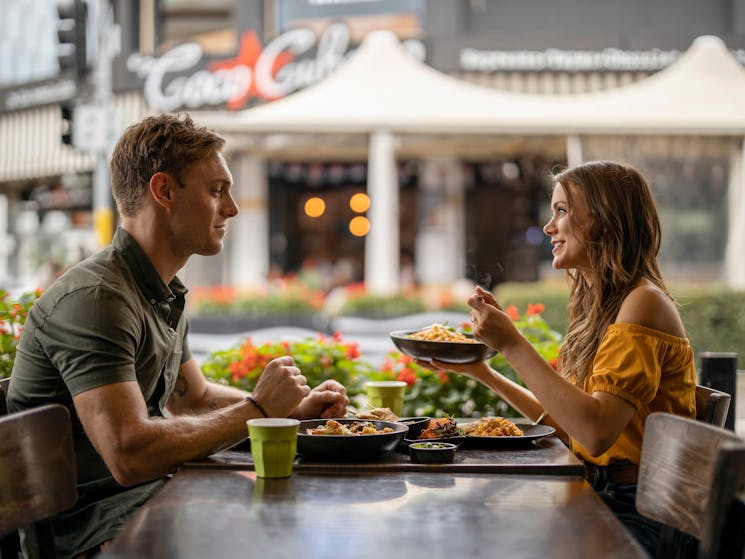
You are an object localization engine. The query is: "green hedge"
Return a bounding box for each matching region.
[495,282,745,367]
[674,287,745,363]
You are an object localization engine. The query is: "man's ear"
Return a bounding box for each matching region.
[150,172,174,208]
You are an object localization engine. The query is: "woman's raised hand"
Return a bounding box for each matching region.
[413,357,492,383]
[467,287,522,353]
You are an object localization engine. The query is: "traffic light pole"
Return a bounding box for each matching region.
[92,0,118,247]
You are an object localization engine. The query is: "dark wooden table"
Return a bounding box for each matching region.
[183,435,586,476]
[106,469,648,559]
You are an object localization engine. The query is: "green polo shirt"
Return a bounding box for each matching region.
[8,227,191,557]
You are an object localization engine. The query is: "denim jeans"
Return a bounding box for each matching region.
[596,482,661,556]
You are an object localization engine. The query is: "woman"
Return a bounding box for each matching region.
[426,161,696,553]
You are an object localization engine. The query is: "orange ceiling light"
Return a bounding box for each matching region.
[349,192,370,213]
[349,216,370,237]
[304,197,326,217]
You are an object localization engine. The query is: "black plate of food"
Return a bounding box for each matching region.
[396,417,430,439]
[297,418,408,459]
[390,328,497,364]
[352,408,430,440]
[461,423,556,449]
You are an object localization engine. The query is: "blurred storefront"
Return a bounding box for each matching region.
[2,0,745,292]
[197,30,745,293]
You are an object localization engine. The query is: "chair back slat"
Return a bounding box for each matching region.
[695,384,731,428]
[0,404,78,535]
[637,413,745,559]
[699,443,745,558]
[0,377,9,416]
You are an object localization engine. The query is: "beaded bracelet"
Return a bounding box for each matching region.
[246,395,269,418]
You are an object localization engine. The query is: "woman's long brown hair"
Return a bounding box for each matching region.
[553,161,671,386]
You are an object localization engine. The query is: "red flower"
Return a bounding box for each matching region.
[228,361,249,380]
[397,354,412,365]
[311,292,326,309]
[438,371,449,383]
[527,303,545,316]
[345,282,367,295]
[345,342,360,359]
[397,367,417,387]
[549,358,559,370]
[506,305,520,321]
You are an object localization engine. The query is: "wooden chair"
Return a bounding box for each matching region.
[695,384,731,428]
[0,404,78,559]
[0,377,8,415]
[650,386,733,558]
[637,412,745,559]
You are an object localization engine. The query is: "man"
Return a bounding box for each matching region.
[7,113,348,558]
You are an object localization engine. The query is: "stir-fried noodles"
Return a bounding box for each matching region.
[461,417,524,437]
[407,324,478,343]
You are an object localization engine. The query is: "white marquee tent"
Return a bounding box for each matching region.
[202,32,745,135]
[199,32,745,291]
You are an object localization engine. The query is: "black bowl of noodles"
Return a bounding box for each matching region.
[390,326,497,364]
[396,417,430,440]
[296,419,408,460]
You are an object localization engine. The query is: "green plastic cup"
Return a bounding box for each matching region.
[247,418,300,478]
[365,380,407,416]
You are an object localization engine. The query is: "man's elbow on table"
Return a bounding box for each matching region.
[108,461,156,487]
[103,439,179,487]
[75,383,184,486]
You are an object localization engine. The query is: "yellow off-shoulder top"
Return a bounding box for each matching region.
[571,322,697,466]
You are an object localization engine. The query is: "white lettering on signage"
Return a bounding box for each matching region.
[133,43,251,112]
[5,79,77,110]
[258,24,353,98]
[459,47,681,72]
[128,24,358,111]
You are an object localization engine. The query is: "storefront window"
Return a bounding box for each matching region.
[0,0,59,87]
[268,161,370,289]
[466,156,555,287]
[267,160,420,290]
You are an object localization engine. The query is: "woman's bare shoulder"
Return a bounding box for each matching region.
[615,283,686,337]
